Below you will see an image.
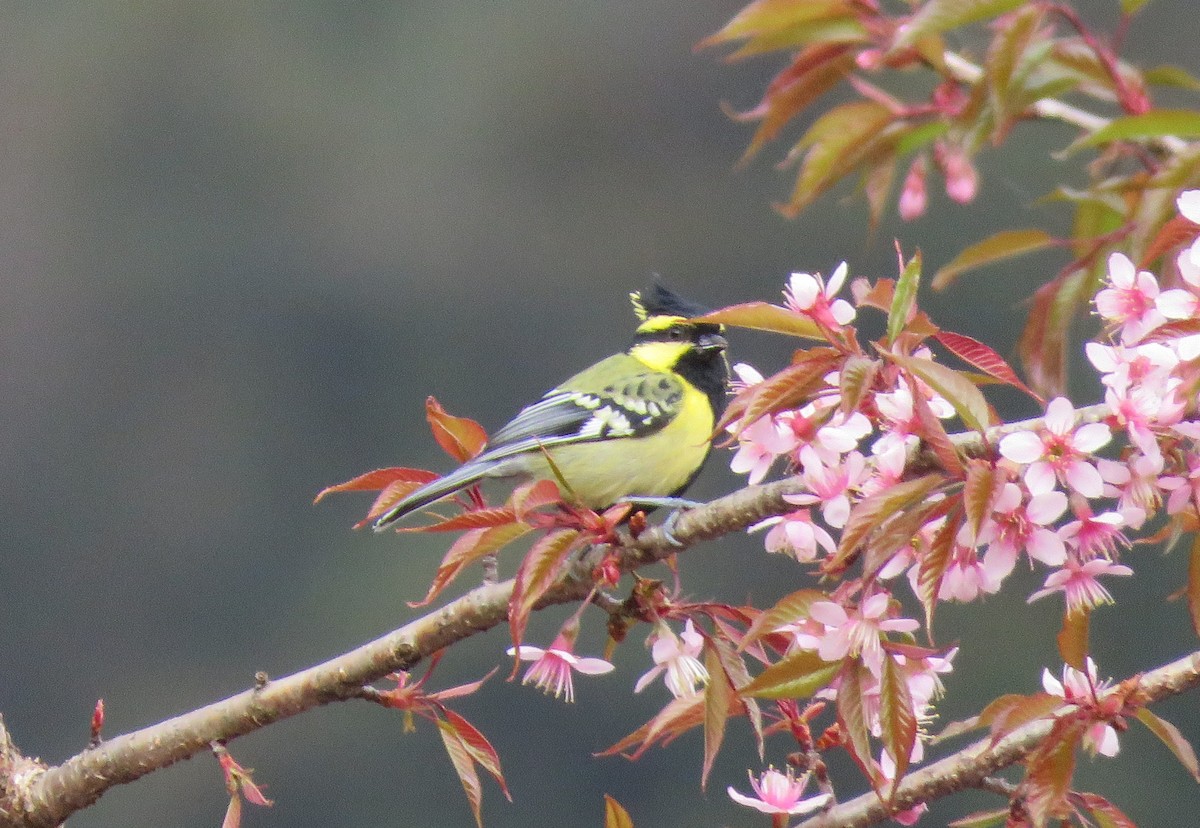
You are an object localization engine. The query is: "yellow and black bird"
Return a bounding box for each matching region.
[373,284,729,529]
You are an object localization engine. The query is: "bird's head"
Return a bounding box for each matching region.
[628,283,729,407]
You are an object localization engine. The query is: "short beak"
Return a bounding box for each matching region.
[697,332,727,352]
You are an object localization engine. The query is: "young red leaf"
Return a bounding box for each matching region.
[837,662,884,790]
[426,396,488,463]
[908,369,966,475]
[1056,609,1090,671]
[781,100,894,217]
[1135,708,1200,783]
[314,466,438,504]
[832,473,945,576]
[441,707,512,801]
[1141,213,1200,270]
[221,796,242,828]
[718,350,842,437]
[702,647,733,791]
[596,694,706,760]
[916,504,962,633]
[362,477,442,526]
[437,719,486,828]
[931,229,1054,290]
[692,301,822,339]
[1070,792,1138,828]
[707,632,765,759]
[879,655,918,796]
[740,649,842,700]
[508,478,562,518]
[400,506,517,533]
[935,330,1042,402]
[1024,718,1085,826]
[889,352,992,433]
[603,795,635,828]
[740,588,827,650]
[509,529,581,647]
[838,355,880,415]
[962,460,1000,543]
[978,692,1063,748]
[410,522,531,608]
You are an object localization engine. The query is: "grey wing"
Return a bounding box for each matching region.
[477,391,606,464]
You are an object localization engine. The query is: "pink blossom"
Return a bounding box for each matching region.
[1094,252,1165,343]
[1098,455,1161,529]
[756,509,837,563]
[507,631,613,703]
[977,482,1067,566]
[1042,657,1120,757]
[786,447,868,528]
[938,542,1016,602]
[1159,451,1200,515]
[728,768,831,816]
[1027,557,1133,613]
[634,619,708,699]
[808,592,920,676]
[1059,509,1129,561]
[934,140,978,203]
[998,397,1111,498]
[730,415,793,484]
[898,155,928,221]
[784,263,856,330]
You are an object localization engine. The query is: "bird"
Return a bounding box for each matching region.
[372,283,729,530]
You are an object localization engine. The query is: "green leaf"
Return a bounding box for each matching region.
[889,352,992,433]
[699,0,859,51]
[741,588,827,650]
[894,0,1025,48]
[1120,0,1151,14]
[1069,109,1200,152]
[932,229,1055,289]
[888,250,921,346]
[739,649,842,699]
[1145,64,1200,92]
[1136,708,1200,782]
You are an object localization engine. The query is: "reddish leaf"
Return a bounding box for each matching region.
[314,466,438,504]
[862,496,951,583]
[962,460,1001,543]
[1135,708,1200,783]
[831,473,945,575]
[441,707,512,801]
[718,349,842,437]
[1141,214,1200,269]
[916,504,963,633]
[1070,792,1138,828]
[935,330,1042,402]
[702,646,733,790]
[979,692,1062,747]
[740,588,827,650]
[837,662,883,790]
[1024,718,1085,826]
[739,649,842,700]
[693,301,822,339]
[509,529,581,648]
[437,719,485,828]
[508,478,563,518]
[604,795,635,828]
[894,0,1028,49]
[879,654,918,796]
[909,369,965,475]
[221,796,242,828]
[1056,609,1090,671]
[891,352,992,433]
[596,694,706,760]
[838,355,880,415]
[410,522,531,608]
[707,632,765,759]
[931,229,1055,290]
[426,396,488,463]
[401,506,517,533]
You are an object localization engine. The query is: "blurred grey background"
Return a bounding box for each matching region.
[2,2,1198,826]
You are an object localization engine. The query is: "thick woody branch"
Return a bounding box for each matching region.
[0,479,800,828]
[799,650,1200,828]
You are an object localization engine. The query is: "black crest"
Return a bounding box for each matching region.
[630,282,712,321]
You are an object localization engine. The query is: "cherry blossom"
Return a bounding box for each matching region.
[1177,189,1200,269]
[998,397,1111,498]
[507,631,614,703]
[730,415,793,484]
[1094,251,1165,343]
[1042,658,1120,757]
[938,542,1015,602]
[634,619,709,699]
[755,508,836,563]
[786,446,868,528]
[727,767,831,816]
[783,262,856,330]
[808,592,920,676]
[1027,557,1133,614]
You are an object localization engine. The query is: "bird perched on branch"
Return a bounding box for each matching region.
[373,284,729,529]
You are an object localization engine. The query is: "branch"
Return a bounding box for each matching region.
[0,478,800,828]
[798,649,1200,828]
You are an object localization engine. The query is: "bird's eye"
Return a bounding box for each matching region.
[668,327,686,341]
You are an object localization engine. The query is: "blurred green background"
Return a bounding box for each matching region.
[2,2,1198,826]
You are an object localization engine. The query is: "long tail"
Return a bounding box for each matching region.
[372,460,492,530]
